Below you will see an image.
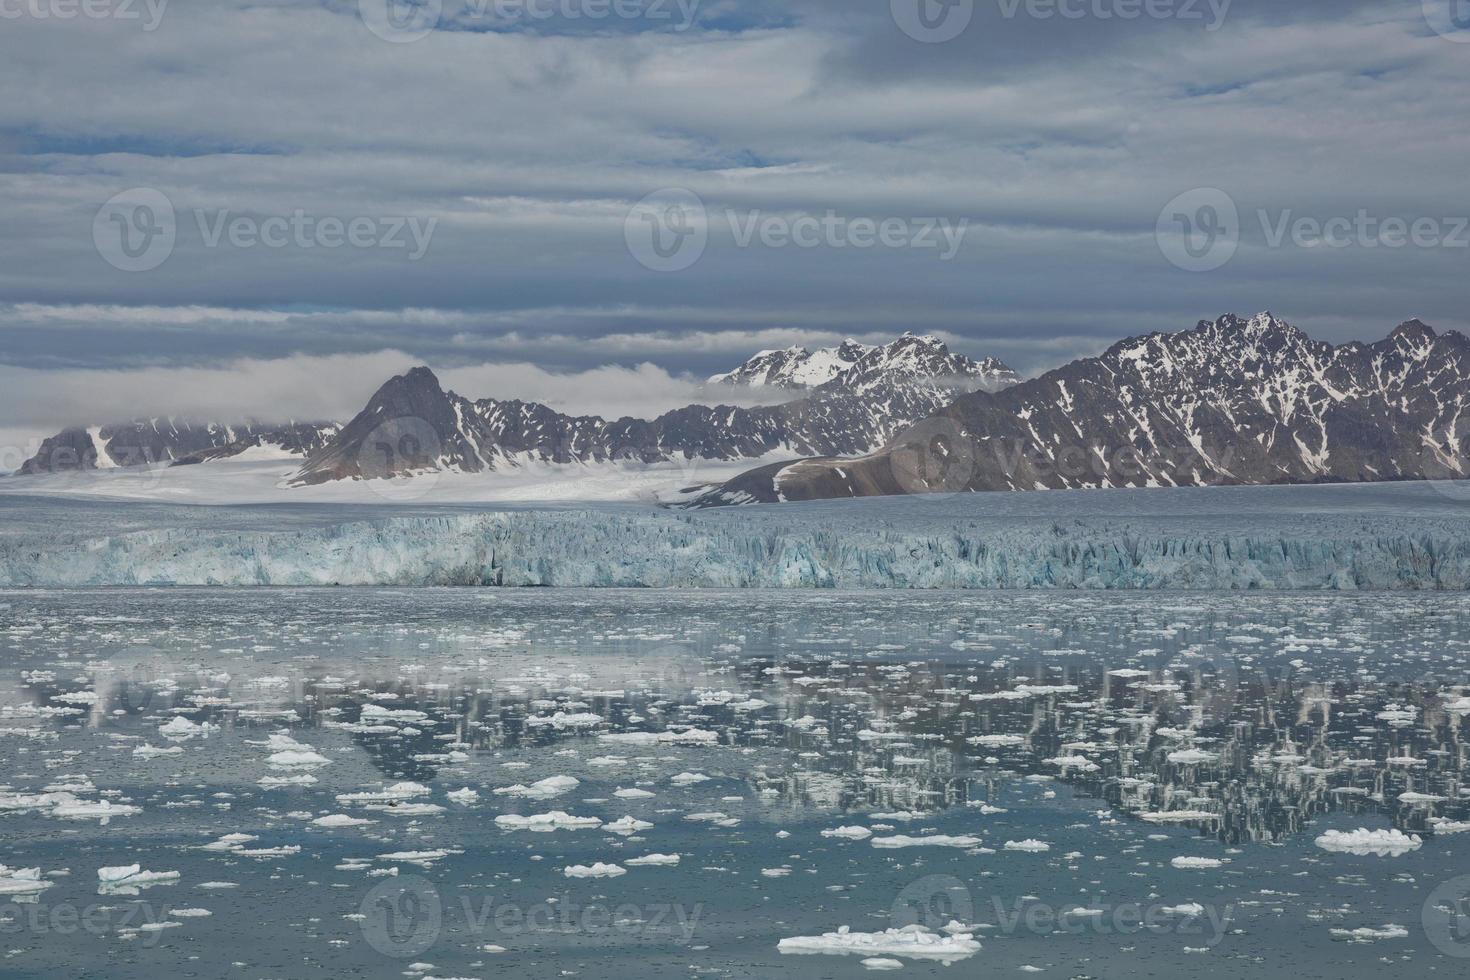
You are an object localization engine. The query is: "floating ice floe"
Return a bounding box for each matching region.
[1140,810,1219,823]
[1398,791,1446,804]
[821,826,873,840]
[52,798,141,825]
[199,834,258,852]
[527,712,604,730]
[1170,856,1228,869]
[872,835,981,850]
[624,854,680,866]
[133,745,185,759]
[861,957,904,971]
[684,811,740,828]
[264,734,332,770]
[494,776,579,800]
[159,717,218,741]
[98,865,180,894]
[777,925,981,963]
[337,782,431,804]
[378,850,453,867]
[234,845,302,859]
[598,728,718,747]
[1003,839,1051,853]
[495,811,602,832]
[564,862,625,878]
[1329,924,1409,942]
[367,802,445,817]
[0,866,53,896]
[604,815,654,835]
[1314,829,1422,856]
[446,788,480,805]
[1159,903,1207,917]
[312,814,376,828]
[670,772,711,786]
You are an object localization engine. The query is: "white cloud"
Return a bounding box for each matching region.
[0,350,806,454]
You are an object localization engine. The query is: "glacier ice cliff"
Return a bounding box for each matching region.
[3,483,1470,589]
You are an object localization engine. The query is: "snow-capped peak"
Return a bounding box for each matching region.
[711,334,1019,393]
[708,340,873,389]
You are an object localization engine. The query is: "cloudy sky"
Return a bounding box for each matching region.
[2,0,1467,446]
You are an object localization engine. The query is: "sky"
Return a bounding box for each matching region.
[1,0,1468,448]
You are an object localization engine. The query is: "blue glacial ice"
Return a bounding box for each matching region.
[3,481,1470,589]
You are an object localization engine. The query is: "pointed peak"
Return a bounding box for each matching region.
[1194,311,1300,340]
[1391,318,1436,343]
[890,332,946,348]
[400,365,442,386]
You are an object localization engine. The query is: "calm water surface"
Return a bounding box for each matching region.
[1,588,1468,979]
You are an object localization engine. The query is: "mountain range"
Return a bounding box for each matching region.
[15,334,1012,486]
[685,312,1470,505]
[16,314,1470,506]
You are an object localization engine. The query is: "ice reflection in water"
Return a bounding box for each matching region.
[0,588,1467,978]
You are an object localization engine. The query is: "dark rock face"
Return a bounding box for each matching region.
[18,427,99,474]
[686,313,1470,506]
[18,419,339,474]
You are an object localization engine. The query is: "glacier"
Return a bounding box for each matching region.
[3,481,1470,589]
